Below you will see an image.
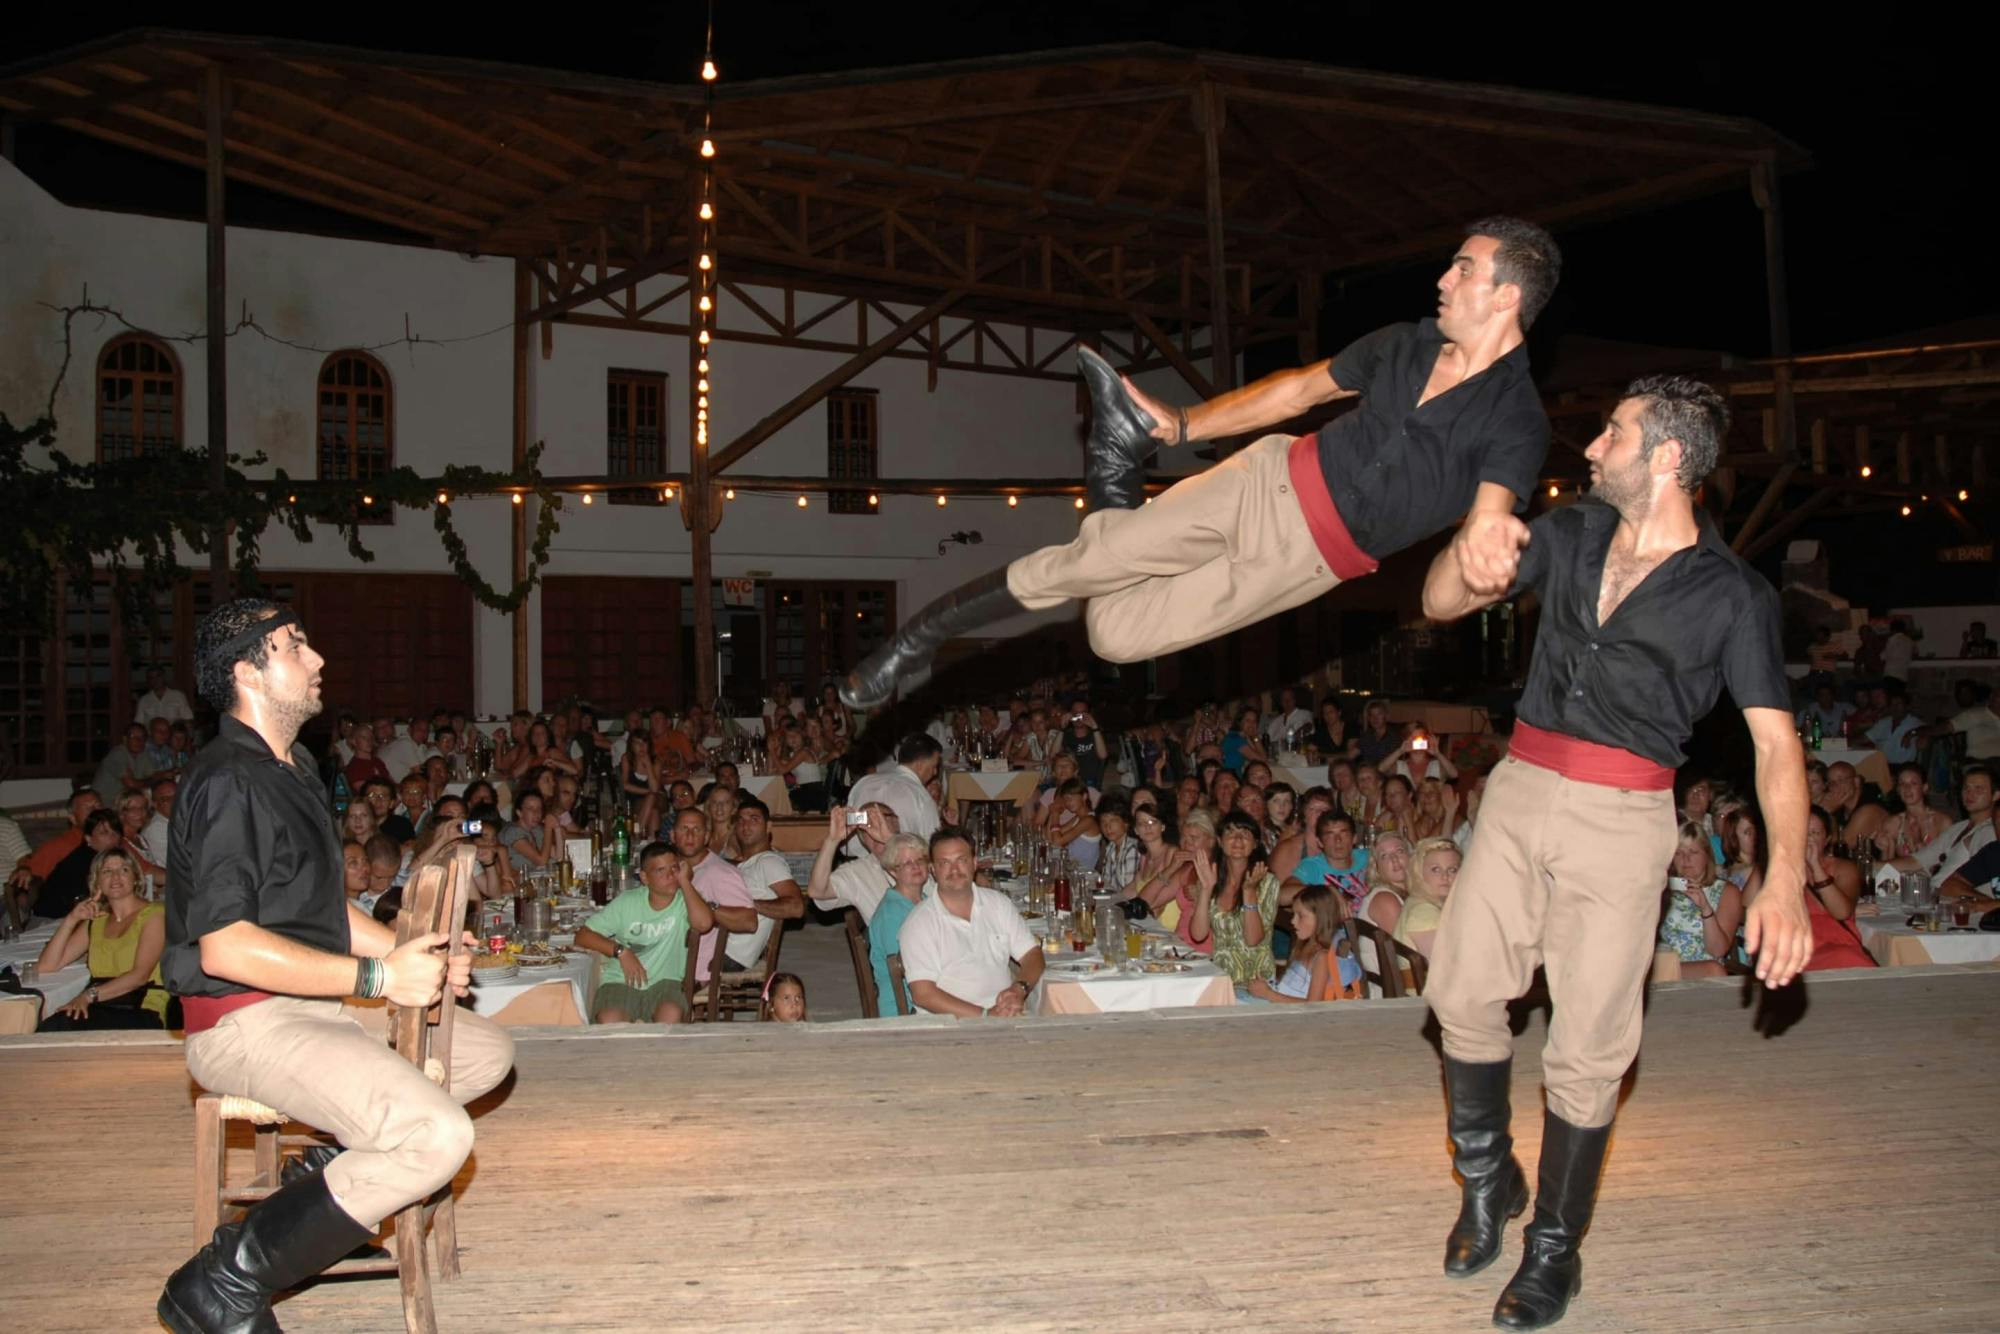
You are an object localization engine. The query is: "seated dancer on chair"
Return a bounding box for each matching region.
[842,216,1560,707]
[157,599,516,1334]
[1418,377,1814,1330]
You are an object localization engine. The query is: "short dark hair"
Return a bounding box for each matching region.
[1625,374,1730,492]
[194,598,289,711]
[361,777,396,798]
[736,796,770,821]
[1466,216,1562,330]
[1964,764,1994,789]
[82,808,120,837]
[1056,777,1089,798]
[468,803,503,828]
[896,732,944,765]
[928,825,974,858]
[1317,810,1357,839]
[637,840,676,867]
[364,833,401,865]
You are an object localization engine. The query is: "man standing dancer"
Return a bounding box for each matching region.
[157,600,515,1333]
[1419,377,1813,1329]
[842,217,1560,707]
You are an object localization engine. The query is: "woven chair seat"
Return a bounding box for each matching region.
[212,1094,286,1125]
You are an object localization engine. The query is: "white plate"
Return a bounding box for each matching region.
[470,963,520,982]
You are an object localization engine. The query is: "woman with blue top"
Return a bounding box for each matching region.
[869,833,933,1016]
[1221,705,1270,776]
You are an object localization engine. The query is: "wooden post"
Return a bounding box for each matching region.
[1751,158,1796,459]
[1810,419,1826,473]
[204,66,230,603]
[511,259,531,711]
[688,228,715,708]
[1195,85,1234,396]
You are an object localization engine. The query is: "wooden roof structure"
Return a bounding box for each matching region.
[1,30,1818,703]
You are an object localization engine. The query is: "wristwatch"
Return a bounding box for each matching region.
[86,985,100,1003]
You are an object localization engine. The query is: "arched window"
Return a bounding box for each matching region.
[317,352,393,524]
[96,335,182,462]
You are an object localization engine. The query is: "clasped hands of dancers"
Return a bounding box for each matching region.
[844,216,1816,1331]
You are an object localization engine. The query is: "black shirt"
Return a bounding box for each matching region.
[163,715,350,998]
[33,842,97,920]
[1063,726,1106,787]
[1511,499,1792,768]
[1319,320,1548,560]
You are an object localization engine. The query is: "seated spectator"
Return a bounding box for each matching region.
[166,721,195,770]
[1263,686,1315,752]
[764,972,808,1022]
[8,789,102,925]
[1352,765,1386,828]
[1210,769,1242,821]
[898,827,1045,1017]
[1172,775,1203,825]
[1373,774,1418,841]
[139,777,175,869]
[0,808,31,908]
[133,665,194,727]
[1805,625,1841,678]
[621,730,662,829]
[1676,772,1717,834]
[34,845,169,1031]
[94,723,157,808]
[1450,774,1486,854]
[341,839,373,912]
[1862,686,1921,764]
[1874,764,1950,861]
[1157,809,1218,938]
[342,723,391,791]
[1410,776,1459,842]
[694,782,740,860]
[377,717,429,783]
[1312,700,1359,762]
[1028,753,1099,830]
[463,806,517,905]
[1221,707,1269,775]
[526,718,581,777]
[1232,782,1269,830]
[725,799,807,971]
[1962,620,1998,660]
[1262,783,1299,848]
[1392,836,1463,959]
[1095,800,1140,896]
[1796,682,1852,739]
[1007,706,1058,775]
[340,799,380,847]
[1938,804,2000,907]
[1892,765,1994,883]
[550,772,581,833]
[1655,822,1739,979]
[36,809,124,920]
[1241,759,1275,793]
[1125,805,1192,916]
[806,803,902,920]
[113,790,167,890]
[866,832,932,1015]
[1918,681,2000,764]
[1844,685,1886,739]
[1359,831,1413,932]
[1722,807,1766,899]
[668,808,759,984]
[501,790,558,873]
[1244,884,1364,1003]
[577,842,716,1024]
[1353,699,1400,768]
[1044,778,1101,870]
[1281,811,1372,922]
[1769,805,1873,971]
[142,717,183,781]
[1823,761,1890,850]
[381,775,428,846]
[1184,811,1279,987]
[1269,787,1334,884]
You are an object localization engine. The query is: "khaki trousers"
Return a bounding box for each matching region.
[185,997,516,1228]
[1006,434,1341,663]
[1424,756,1678,1128]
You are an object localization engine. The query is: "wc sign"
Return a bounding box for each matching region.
[721,577,757,607]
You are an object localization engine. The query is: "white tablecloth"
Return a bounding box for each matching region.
[468,951,597,1020]
[1033,956,1232,1013]
[951,770,1041,803]
[1854,910,2000,966]
[1,921,95,1026]
[1273,765,1329,793]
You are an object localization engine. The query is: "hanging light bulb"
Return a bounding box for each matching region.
[698,395,708,408]
[697,427,708,444]
[698,295,712,312]
[582,492,594,505]
[724,488,736,500]
[1859,464,1873,479]
[698,358,709,373]
[867,493,879,506]
[1074,496,1086,510]
[698,330,711,345]
[697,408,707,422]
[664,486,675,499]
[1900,504,1912,517]
[436,490,449,505]
[287,494,296,503]
[698,253,712,270]
[512,493,523,506]
[702,59,717,81]
[700,138,715,158]
[1547,483,1559,498]
[1959,488,1970,501]
[699,201,714,221]
[796,495,809,508]
[1007,494,1018,508]
[361,494,373,505]
[936,495,948,507]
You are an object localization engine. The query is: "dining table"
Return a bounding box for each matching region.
[1852,904,2000,967]
[992,876,1234,1015]
[0,919,100,1033]
[950,769,1042,807]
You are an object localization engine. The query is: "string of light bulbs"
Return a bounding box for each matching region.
[693,1,718,477]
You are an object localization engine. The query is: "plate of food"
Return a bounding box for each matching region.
[1140,960,1194,974]
[470,953,519,981]
[514,943,570,968]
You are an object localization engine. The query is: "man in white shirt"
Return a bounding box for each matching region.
[1263,686,1315,751]
[1886,764,1994,884]
[807,803,905,922]
[1863,686,1922,764]
[897,827,1045,1017]
[1882,619,1916,683]
[845,733,943,850]
[140,776,177,868]
[724,798,806,970]
[1795,683,1851,738]
[377,718,433,783]
[133,668,195,727]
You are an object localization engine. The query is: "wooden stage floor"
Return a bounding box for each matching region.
[4,965,1996,1333]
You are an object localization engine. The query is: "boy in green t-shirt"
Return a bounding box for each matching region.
[576,841,717,1024]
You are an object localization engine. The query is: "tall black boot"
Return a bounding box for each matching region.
[1492,1110,1613,1331]
[1442,1057,1529,1278]
[840,566,1027,710]
[157,1171,376,1334]
[1077,345,1159,512]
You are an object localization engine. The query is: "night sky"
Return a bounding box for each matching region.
[9,4,1989,358]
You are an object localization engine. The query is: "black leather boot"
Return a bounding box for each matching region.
[840,566,1026,710]
[1077,345,1160,512]
[280,1145,391,1261]
[1492,1111,1613,1331]
[1442,1057,1529,1278]
[157,1172,376,1334]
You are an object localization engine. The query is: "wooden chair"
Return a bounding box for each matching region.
[678,925,724,1022]
[709,922,787,1021]
[193,838,478,1334]
[884,952,911,1017]
[844,907,881,1018]
[1347,918,1405,998]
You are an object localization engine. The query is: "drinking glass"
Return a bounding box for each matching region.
[1949,898,1971,929]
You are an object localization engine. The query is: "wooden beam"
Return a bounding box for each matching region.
[525,250,684,324]
[1196,85,1235,401]
[710,283,978,475]
[511,260,531,711]
[1728,367,2000,396]
[1728,461,1798,554]
[1742,484,1839,562]
[708,84,1186,145]
[468,121,687,248]
[204,65,229,604]
[1751,158,1796,461]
